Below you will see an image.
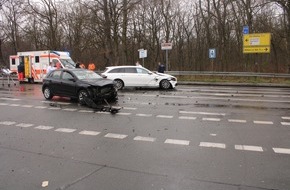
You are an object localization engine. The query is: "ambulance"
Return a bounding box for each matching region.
[9,50,76,83]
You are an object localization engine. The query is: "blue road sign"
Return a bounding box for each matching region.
[209,48,216,59]
[243,26,249,34]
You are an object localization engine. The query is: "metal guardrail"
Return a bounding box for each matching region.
[165,71,290,78]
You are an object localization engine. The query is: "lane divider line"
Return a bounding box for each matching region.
[202,118,221,122]
[178,116,197,120]
[9,104,20,107]
[0,121,17,125]
[281,122,290,126]
[35,125,54,130]
[79,130,101,136]
[281,117,290,120]
[136,114,152,117]
[15,123,34,128]
[253,121,273,125]
[180,111,226,116]
[200,142,226,149]
[273,148,290,155]
[134,136,156,142]
[104,133,127,139]
[55,128,77,133]
[165,139,190,146]
[228,119,247,123]
[34,106,47,109]
[156,115,174,119]
[62,108,78,112]
[21,105,33,108]
[235,145,263,152]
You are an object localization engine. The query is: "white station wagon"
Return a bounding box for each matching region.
[101,66,177,90]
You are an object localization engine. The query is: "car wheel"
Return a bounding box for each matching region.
[43,86,53,100]
[114,79,124,90]
[160,79,171,89]
[78,89,89,105]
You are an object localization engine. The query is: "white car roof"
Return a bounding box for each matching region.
[106,65,142,69]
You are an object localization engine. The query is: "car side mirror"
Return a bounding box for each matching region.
[69,78,76,82]
[148,72,153,75]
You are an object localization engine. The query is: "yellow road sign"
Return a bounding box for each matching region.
[243,46,270,54]
[243,33,271,54]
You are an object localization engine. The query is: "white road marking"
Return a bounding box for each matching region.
[210,134,217,136]
[134,136,156,142]
[164,139,190,146]
[235,145,263,152]
[9,104,20,107]
[123,107,137,110]
[16,123,34,128]
[116,112,132,116]
[228,119,247,123]
[179,111,226,116]
[178,116,197,120]
[42,101,71,105]
[0,121,16,125]
[79,130,100,136]
[62,108,77,112]
[199,142,226,149]
[281,122,290,126]
[35,125,54,130]
[21,105,33,108]
[202,118,221,122]
[55,128,76,133]
[96,112,110,115]
[136,113,152,117]
[253,121,273,125]
[281,117,290,120]
[0,103,8,105]
[156,115,174,119]
[48,107,61,110]
[273,148,290,155]
[34,106,47,109]
[78,110,94,113]
[104,133,127,139]
[0,98,20,101]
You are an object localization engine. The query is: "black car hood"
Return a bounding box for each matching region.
[81,79,114,87]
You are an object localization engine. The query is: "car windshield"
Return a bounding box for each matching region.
[60,59,76,68]
[73,70,102,80]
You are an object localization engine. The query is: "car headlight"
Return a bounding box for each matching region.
[168,77,176,81]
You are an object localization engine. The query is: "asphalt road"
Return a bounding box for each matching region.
[0,82,290,190]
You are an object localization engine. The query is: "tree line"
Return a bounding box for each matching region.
[0,0,289,73]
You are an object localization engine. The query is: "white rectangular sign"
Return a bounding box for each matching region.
[161,43,172,50]
[139,49,147,58]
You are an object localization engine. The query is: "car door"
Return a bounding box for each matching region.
[60,70,77,97]
[123,67,139,87]
[136,67,157,87]
[48,70,62,95]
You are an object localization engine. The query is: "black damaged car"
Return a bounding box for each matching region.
[42,69,117,104]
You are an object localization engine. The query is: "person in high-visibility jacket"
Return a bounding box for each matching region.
[88,63,96,71]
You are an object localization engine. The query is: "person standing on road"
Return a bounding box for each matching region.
[157,62,165,73]
[47,62,55,74]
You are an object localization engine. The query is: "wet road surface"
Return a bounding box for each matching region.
[0,82,290,190]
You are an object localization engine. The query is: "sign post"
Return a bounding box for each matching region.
[243,33,271,54]
[138,49,147,67]
[161,42,172,71]
[209,48,216,71]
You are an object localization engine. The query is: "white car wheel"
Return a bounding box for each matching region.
[160,79,171,89]
[114,79,124,90]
